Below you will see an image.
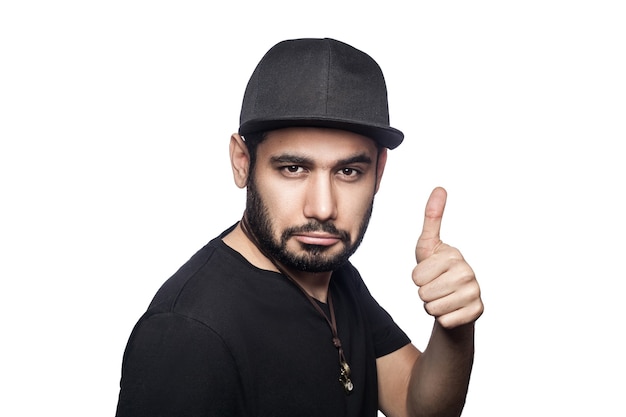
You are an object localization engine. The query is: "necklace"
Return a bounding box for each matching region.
[239,216,354,395]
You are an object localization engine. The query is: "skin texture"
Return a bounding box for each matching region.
[224,127,483,417]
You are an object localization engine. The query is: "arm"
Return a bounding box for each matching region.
[377,325,474,417]
[378,187,483,417]
[407,323,476,417]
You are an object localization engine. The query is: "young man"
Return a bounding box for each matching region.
[116,38,483,417]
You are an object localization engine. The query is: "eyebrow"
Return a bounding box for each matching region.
[270,153,373,166]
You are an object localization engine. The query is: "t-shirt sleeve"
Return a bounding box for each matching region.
[115,312,246,417]
[349,267,411,358]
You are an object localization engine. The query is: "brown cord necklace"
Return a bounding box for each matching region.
[239,216,354,395]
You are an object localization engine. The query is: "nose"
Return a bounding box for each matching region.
[303,173,338,222]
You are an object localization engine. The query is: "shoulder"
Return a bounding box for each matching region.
[146,225,257,318]
[332,261,372,301]
[142,227,300,331]
[147,238,222,310]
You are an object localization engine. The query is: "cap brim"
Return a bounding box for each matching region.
[239,117,404,150]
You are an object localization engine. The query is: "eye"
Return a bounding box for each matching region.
[280,165,305,175]
[338,167,362,179]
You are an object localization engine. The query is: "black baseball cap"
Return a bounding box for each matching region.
[238,38,404,149]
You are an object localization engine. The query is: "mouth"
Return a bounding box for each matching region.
[292,232,342,247]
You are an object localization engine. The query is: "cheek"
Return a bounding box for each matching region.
[256,180,302,226]
[337,187,374,225]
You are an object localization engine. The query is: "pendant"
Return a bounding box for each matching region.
[339,360,353,394]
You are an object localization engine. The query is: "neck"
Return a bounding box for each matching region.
[222,222,332,302]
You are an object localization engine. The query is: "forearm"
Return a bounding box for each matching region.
[407,322,475,417]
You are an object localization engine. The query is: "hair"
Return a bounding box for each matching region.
[241,131,267,178]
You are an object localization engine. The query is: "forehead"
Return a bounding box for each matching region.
[258,127,379,159]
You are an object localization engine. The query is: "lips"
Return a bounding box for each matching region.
[293,233,342,246]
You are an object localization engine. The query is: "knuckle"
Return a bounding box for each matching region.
[411,267,421,285]
[423,301,438,317]
[417,286,427,301]
[472,300,485,319]
[444,245,463,260]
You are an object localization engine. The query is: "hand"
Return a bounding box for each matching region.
[413,187,483,329]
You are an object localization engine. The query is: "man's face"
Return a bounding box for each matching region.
[244,127,386,273]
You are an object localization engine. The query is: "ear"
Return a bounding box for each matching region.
[374,147,388,194]
[229,133,250,189]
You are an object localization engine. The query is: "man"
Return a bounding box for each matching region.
[116,38,483,417]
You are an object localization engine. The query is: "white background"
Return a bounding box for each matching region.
[1,1,625,416]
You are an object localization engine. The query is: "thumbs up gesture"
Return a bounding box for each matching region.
[413,187,484,329]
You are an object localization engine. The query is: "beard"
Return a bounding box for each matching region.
[244,176,374,273]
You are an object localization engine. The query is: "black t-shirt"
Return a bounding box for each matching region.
[116,226,410,417]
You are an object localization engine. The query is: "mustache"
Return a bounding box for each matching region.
[282,221,350,241]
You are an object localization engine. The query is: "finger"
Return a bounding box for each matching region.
[415,265,455,302]
[432,301,484,329]
[422,286,483,329]
[416,187,447,262]
[411,245,455,287]
[413,247,470,293]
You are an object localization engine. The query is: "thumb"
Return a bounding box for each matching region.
[415,187,447,263]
